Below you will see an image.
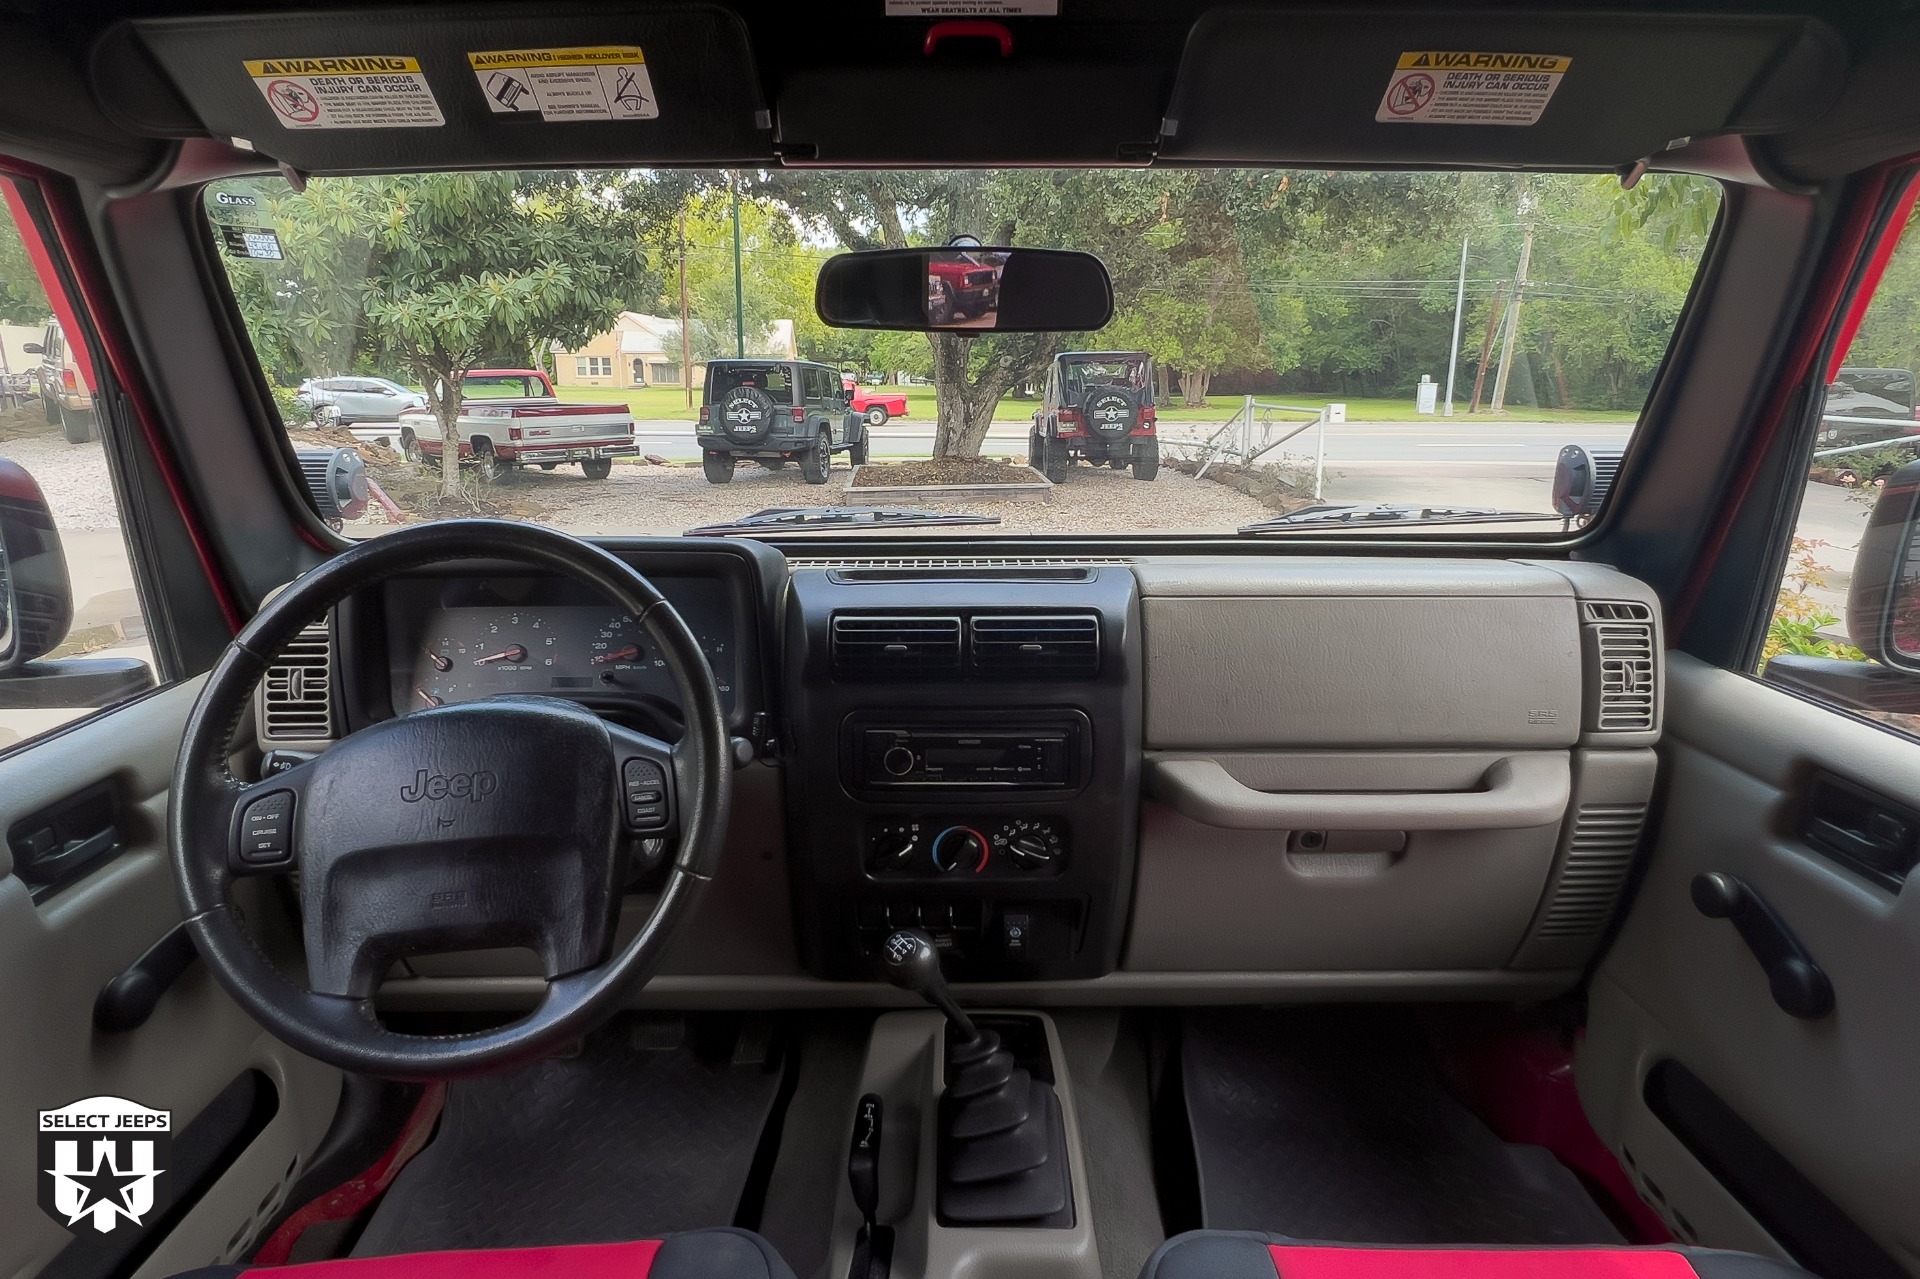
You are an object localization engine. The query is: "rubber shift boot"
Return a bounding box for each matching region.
[947,1079,1055,1183]
[939,1085,1071,1223]
[948,1070,1033,1138]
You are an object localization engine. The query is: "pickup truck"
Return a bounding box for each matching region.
[397,369,637,480]
[841,374,909,427]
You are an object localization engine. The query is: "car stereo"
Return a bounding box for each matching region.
[853,723,1082,790]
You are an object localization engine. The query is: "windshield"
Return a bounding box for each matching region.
[205,168,1718,538]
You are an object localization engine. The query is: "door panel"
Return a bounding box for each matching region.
[1578,653,1920,1273]
[1,680,340,1277]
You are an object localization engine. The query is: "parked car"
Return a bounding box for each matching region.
[1820,366,1920,448]
[1029,350,1160,481]
[20,318,94,443]
[698,358,867,484]
[294,376,428,430]
[841,373,909,427]
[927,251,1003,324]
[398,369,636,480]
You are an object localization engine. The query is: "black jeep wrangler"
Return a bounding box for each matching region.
[697,358,868,485]
[1029,350,1159,482]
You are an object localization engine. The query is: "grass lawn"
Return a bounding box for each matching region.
[552,381,1638,426]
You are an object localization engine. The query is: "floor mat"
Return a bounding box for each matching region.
[353,1016,785,1255]
[1181,1008,1622,1246]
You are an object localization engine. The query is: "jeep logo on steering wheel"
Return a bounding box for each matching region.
[399,769,499,803]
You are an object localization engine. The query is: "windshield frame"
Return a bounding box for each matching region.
[191,165,1727,556]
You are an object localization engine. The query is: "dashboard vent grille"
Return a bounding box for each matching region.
[831,614,962,680]
[970,614,1100,678]
[262,624,334,741]
[1536,802,1649,936]
[1581,601,1658,733]
[1584,600,1653,623]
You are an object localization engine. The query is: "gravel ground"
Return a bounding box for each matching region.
[498,456,1274,536]
[0,430,119,530]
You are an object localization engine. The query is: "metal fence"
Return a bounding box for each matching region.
[1175,396,1336,498]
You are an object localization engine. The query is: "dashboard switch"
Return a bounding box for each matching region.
[621,759,670,831]
[238,791,295,867]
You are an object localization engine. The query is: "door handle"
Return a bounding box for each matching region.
[1690,872,1833,1020]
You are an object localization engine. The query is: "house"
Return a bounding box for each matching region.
[552,313,799,390]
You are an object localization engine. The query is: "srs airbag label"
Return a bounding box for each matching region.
[245,56,446,129]
[1376,52,1570,126]
[467,47,659,121]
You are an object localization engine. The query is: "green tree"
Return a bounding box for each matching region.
[676,189,818,363]
[0,210,50,326]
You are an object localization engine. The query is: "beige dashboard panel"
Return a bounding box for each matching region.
[1134,558,1584,749]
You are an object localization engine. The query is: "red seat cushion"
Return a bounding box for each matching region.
[251,1241,662,1279]
[1269,1244,1699,1277]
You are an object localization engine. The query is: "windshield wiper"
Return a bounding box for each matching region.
[686,506,1003,536]
[1239,503,1564,533]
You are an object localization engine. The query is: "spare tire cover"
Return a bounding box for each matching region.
[1083,388,1138,436]
[719,386,776,446]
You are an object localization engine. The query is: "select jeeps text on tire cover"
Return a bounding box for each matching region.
[1029,350,1160,483]
[697,359,869,486]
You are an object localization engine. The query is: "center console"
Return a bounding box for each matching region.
[782,564,1141,982]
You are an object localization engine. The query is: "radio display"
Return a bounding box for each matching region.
[925,746,1009,768]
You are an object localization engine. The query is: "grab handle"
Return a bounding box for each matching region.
[1144,753,1570,831]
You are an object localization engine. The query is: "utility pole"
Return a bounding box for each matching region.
[1468,281,1507,414]
[1490,223,1534,414]
[678,209,693,410]
[731,183,746,359]
[1443,233,1468,417]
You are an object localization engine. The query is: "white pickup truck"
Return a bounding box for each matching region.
[396,369,637,480]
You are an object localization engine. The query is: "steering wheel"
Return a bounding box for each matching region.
[169,521,731,1080]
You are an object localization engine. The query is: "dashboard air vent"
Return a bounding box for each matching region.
[1582,601,1658,733]
[970,614,1101,678]
[261,624,334,741]
[831,614,962,680]
[1536,802,1649,936]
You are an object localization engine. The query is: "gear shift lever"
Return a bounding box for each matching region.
[879,929,981,1045]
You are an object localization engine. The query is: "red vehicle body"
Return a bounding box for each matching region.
[399,369,637,480]
[841,374,909,427]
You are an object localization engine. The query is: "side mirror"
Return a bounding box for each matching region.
[0,459,153,709]
[21,342,42,355]
[1847,458,1920,671]
[816,246,1113,333]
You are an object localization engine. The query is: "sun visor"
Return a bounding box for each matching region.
[1162,10,1845,170]
[97,4,772,173]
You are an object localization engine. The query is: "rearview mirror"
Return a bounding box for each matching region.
[816,246,1113,333]
[1847,458,1920,671]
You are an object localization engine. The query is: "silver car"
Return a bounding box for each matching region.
[295,376,427,425]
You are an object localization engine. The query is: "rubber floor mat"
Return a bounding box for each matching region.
[1181,1008,1622,1245]
[353,1016,785,1254]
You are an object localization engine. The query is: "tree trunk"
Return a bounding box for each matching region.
[431,370,465,498]
[927,332,1062,459]
[1179,370,1211,407]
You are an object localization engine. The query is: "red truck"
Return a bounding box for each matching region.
[841,374,910,428]
[398,369,637,480]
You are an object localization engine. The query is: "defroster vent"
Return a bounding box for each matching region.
[831,614,962,680]
[261,624,335,742]
[970,614,1100,678]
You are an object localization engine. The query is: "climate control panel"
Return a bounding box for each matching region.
[867,816,1068,877]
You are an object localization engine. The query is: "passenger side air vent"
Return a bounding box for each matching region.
[261,624,334,742]
[970,614,1101,678]
[1582,601,1658,733]
[830,614,962,680]
[1536,802,1650,936]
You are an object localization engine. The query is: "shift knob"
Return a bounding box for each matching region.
[879,928,980,1044]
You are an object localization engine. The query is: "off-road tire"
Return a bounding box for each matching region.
[801,430,831,485]
[703,450,736,484]
[717,386,777,447]
[1029,431,1044,470]
[1132,437,1160,481]
[61,406,97,444]
[865,405,890,428]
[1042,436,1070,484]
[849,428,869,466]
[581,458,613,480]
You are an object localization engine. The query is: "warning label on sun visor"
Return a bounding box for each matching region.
[1376,52,1570,126]
[245,57,445,129]
[468,47,659,121]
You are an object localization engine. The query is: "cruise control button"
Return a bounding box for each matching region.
[239,791,295,866]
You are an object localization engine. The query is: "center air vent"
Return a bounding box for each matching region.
[261,623,334,742]
[970,614,1101,678]
[831,614,962,680]
[1582,601,1658,733]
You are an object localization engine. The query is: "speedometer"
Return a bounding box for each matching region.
[587,614,646,671]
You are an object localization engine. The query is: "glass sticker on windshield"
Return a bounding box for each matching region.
[467,47,659,121]
[1376,52,1570,126]
[244,57,445,130]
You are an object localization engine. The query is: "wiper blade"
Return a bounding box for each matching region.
[1239,503,1563,533]
[686,506,1003,536]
